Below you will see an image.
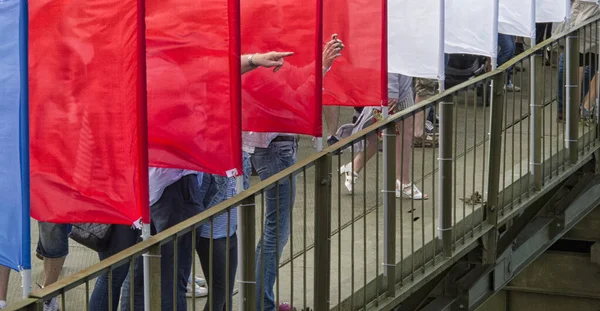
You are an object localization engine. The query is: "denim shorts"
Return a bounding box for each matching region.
[36,222,71,259]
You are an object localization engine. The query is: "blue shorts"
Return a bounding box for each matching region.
[36,222,71,259]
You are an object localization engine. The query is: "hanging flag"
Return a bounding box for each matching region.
[0,0,30,274]
[145,0,242,177]
[241,0,323,136]
[536,0,569,23]
[29,0,146,224]
[499,0,536,38]
[388,0,444,80]
[322,0,386,107]
[445,0,499,58]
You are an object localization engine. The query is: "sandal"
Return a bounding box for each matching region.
[413,134,438,148]
[340,163,358,193]
[396,180,428,200]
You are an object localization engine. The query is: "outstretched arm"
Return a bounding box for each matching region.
[241,51,294,74]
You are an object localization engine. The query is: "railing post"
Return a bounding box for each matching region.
[314,154,332,311]
[483,73,506,264]
[566,30,580,164]
[439,96,453,258]
[383,121,396,296]
[531,53,544,190]
[146,243,161,310]
[238,194,256,311]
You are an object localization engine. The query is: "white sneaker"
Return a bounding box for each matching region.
[186,282,208,298]
[189,275,206,287]
[340,163,358,193]
[43,297,59,311]
[0,300,7,309]
[505,83,521,92]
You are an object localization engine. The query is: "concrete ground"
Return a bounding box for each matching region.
[6,60,595,310]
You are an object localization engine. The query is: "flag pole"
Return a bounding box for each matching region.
[134,0,151,309]
[18,0,31,298]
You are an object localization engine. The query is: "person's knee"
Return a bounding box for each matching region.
[37,222,69,259]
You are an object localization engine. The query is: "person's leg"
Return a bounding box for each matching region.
[197,234,238,311]
[351,134,379,174]
[498,34,517,88]
[324,106,340,144]
[0,265,9,309]
[36,222,69,288]
[150,175,197,311]
[558,53,565,119]
[90,225,139,311]
[251,140,297,311]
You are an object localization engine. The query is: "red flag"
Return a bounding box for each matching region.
[145,0,242,176]
[323,0,387,107]
[29,0,146,224]
[241,0,323,136]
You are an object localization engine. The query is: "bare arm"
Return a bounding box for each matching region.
[241,52,294,75]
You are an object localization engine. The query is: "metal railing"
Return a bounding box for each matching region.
[9,16,600,311]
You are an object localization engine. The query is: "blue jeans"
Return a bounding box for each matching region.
[193,153,251,311]
[90,225,138,311]
[498,34,515,83]
[251,140,297,311]
[557,53,594,114]
[121,174,200,311]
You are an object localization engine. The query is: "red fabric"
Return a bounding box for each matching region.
[29,0,145,224]
[323,0,386,107]
[146,0,242,176]
[241,0,323,136]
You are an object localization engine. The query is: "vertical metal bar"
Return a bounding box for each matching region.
[225,210,231,311]
[289,175,294,311]
[148,243,162,310]
[313,154,332,311]
[336,153,341,308]
[383,121,397,296]
[275,180,280,310]
[439,94,453,258]
[85,280,90,311]
[541,49,547,186]
[350,143,355,310]
[192,226,197,311]
[173,236,178,311]
[375,135,381,298]
[452,93,458,246]
[362,135,367,308]
[302,170,307,309]
[531,53,543,191]
[209,219,214,311]
[130,257,135,310]
[471,90,477,233]
[463,91,468,240]
[567,30,580,163]
[108,268,113,311]
[483,72,506,264]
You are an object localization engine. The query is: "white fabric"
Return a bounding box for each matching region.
[499,0,536,38]
[536,0,569,22]
[445,0,498,58]
[388,0,444,79]
[148,167,197,206]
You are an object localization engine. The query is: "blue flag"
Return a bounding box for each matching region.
[0,0,31,272]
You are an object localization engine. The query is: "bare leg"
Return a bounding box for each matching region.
[351,134,379,173]
[414,94,429,138]
[323,106,340,138]
[43,257,66,287]
[397,118,414,184]
[0,265,9,305]
[583,73,598,111]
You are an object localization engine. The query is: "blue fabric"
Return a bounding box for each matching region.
[195,152,251,239]
[0,0,30,272]
[497,34,515,83]
[251,141,297,311]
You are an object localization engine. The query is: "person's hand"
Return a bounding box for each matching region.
[252,51,294,72]
[323,34,344,74]
[388,98,399,111]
